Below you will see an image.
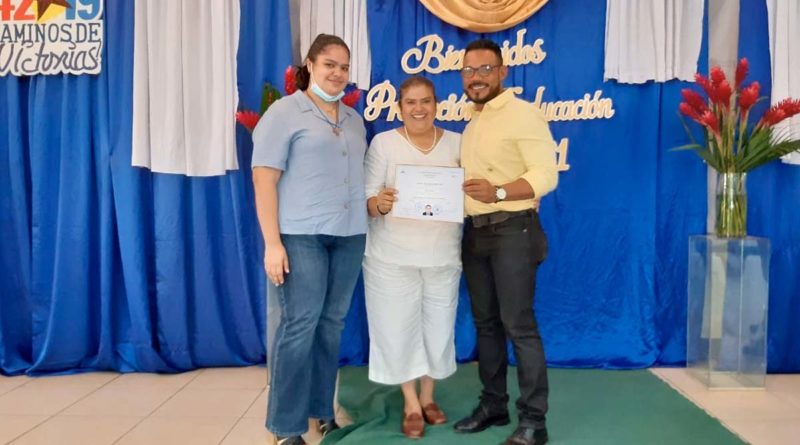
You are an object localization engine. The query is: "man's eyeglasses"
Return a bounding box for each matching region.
[460,64,500,78]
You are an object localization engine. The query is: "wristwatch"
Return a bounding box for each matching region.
[494,186,507,202]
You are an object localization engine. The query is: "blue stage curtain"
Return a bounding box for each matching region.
[738,0,800,373]
[346,0,709,369]
[0,0,291,375]
[3,0,797,375]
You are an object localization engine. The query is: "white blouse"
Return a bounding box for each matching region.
[364,129,462,267]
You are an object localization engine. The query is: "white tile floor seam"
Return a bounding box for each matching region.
[1,373,123,444]
[215,389,266,445]
[216,418,241,445]
[216,416,255,445]
[770,389,800,410]
[109,369,208,445]
[1,370,208,445]
[0,378,32,398]
[0,416,50,445]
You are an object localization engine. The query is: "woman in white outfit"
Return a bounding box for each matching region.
[363,76,462,439]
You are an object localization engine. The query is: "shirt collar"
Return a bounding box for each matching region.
[470,88,515,114]
[293,90,314,113]
[294,90,354,123]
[484,88,515,110]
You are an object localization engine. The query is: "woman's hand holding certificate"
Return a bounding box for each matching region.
[375,188,398,215]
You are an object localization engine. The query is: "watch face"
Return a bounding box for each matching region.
[496,187,507,200]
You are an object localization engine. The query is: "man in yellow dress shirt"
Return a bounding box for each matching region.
[453,39,558,445]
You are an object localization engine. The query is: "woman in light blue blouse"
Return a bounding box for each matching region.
[251,34,367,445]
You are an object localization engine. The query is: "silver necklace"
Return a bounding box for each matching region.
[403,126,437,153]
[308,93,341,136]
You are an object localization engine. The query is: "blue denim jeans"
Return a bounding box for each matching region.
[266,234,366,437]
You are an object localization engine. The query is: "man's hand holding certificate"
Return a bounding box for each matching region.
[391,165,465,223]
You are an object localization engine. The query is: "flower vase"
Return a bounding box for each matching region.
[715,172,747,238]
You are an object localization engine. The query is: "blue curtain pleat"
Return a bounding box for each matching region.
[0,0,291,375]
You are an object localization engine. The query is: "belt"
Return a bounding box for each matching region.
[468,209,534,228]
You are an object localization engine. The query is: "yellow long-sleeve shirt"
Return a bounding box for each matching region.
[461,89,559,216]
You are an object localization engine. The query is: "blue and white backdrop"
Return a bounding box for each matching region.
[1,0,798,375]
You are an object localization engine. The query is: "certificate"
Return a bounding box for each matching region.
[392,164,465,223]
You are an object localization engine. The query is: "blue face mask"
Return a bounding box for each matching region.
[308,66,345,102]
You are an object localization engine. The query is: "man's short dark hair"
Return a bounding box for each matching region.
[464,39,503,65]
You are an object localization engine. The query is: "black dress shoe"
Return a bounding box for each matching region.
[501,426,548,445]
[453,404,510,433]
[319,419,340,437]
[275,436,306,445]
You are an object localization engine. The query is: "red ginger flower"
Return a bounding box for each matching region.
[759,99,800,128]
[694,73,714,100]
[235,110,261,132]
[715,80,733,108]
[710,66,726,87]
[780,98,800,118]
[695,68,732,108]
[679,102,702,121]
[681,88,708,115]
[284,66,298,95]
[735,58,749,89]
[759,107,786,128]
[342,89,362,107]
[738,82,760,113]
[700,110,721,136]
[677,57,800,175]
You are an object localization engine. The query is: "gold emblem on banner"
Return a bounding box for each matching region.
[419,0,549,33]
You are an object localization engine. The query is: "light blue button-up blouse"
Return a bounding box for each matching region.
[251,91,368,237]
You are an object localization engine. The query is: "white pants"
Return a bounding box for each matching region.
[363,256,460,385]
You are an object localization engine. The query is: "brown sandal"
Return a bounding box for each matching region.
[422,403,447,425]
[402,412,425,438]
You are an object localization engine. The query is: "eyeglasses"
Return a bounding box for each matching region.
[460,64,500,78]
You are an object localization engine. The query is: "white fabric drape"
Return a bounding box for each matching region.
[132,0,240,176]
[767,0,800,165]
[298,0,371,91]
[604,0,704,84]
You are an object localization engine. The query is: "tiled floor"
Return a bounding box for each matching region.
[0,366,797,444]
[651,368,800,445]
[0,367,350,445]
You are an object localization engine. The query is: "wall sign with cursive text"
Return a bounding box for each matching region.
[0,0,104,76]
[364,30,618,172]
